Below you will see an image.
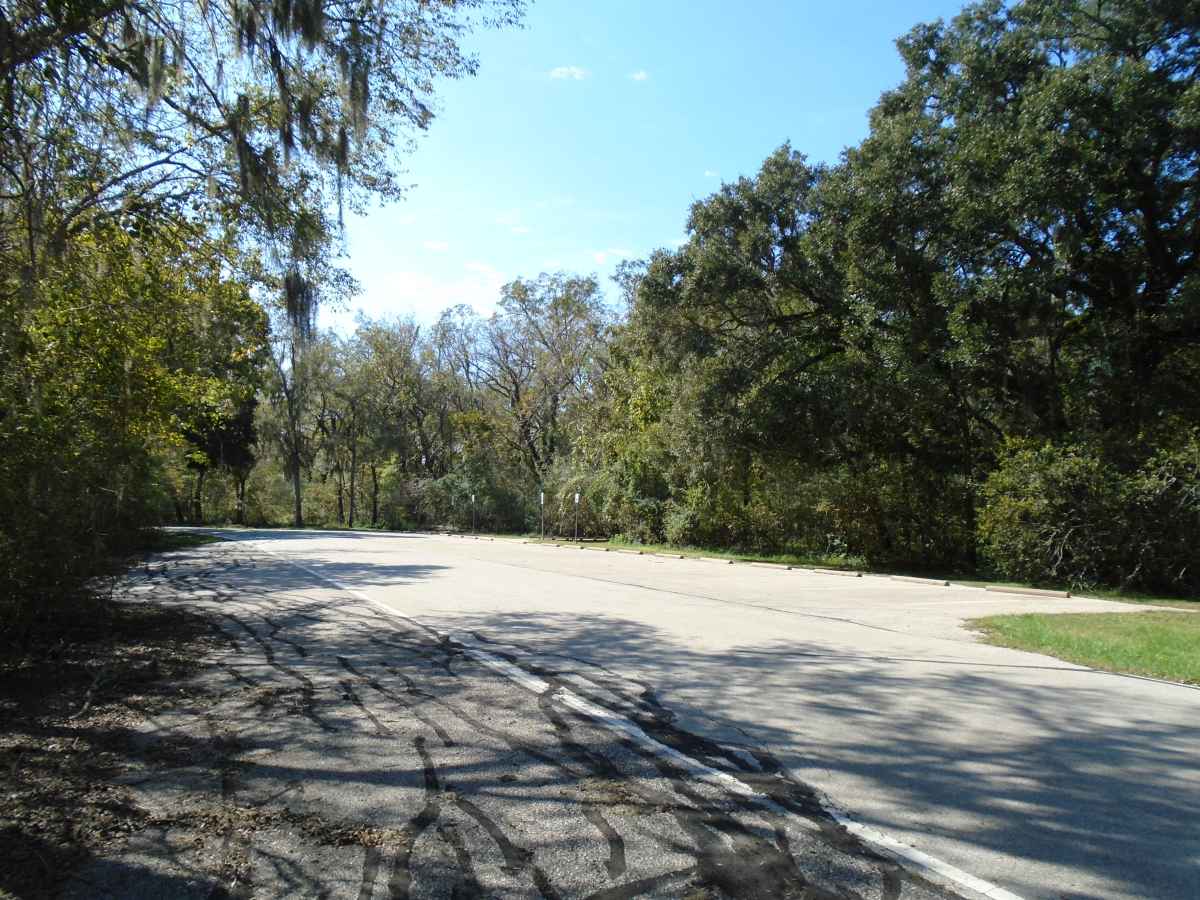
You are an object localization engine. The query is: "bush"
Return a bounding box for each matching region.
[1126,438,1200,595]
[978,440,1200,594]
[978,443,1128,589]
[812,462,976,571]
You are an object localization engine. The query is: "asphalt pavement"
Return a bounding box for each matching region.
[74,529,1199,899]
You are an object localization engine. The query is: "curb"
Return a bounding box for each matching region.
[985,585,1070,598]
[508,539,1081,601]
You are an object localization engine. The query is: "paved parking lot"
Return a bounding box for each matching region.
[126,529,1200,899]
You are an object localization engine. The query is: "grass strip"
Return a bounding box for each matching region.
[971,612,1200,685]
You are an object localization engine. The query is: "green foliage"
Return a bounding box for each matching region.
[979,437,1200,593]
[0,0,526,622]
[810,463,977,571]
[1126,438,1200,593]
[0,223,267,615]
[978,443,1130,588]
[570,0,1200,590]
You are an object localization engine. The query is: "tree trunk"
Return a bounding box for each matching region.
[290,453,304,528]
[287,332,304,529]
[370,464,380,527]
[335,464,345,526]
[348,442,358,528]
[234,476,247,525]
[192,468,207,523]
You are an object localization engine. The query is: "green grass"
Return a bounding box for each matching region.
[971,611,1200,685]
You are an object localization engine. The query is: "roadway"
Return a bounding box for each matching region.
[87,528,1200,899]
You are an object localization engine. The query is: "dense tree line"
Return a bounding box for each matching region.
[609,0,1199,592]
[0,0,524,619]
[184,0,1197,595]
[4,0,1198,609]
[184,273,613,535]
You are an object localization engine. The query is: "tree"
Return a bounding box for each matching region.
[839,0,1200,454]
[182,397,260,524]
[633,146,849,466]
[0,219,267,612]
[474,274,610,481]
[0,0,526,614]
[0,0,526,318]
[593,0,1200,577]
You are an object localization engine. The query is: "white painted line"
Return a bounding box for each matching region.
[213,532,1025,900]
[455,643,552,695]
[828,813,1024,900]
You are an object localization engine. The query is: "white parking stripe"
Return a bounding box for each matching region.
[215,533,1025,900]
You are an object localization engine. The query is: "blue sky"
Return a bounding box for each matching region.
[323,0,969,330]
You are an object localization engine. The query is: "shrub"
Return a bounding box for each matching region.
[1126,437,1200,595]
[979,439,1200,594]
[978,443,1130,590]
[813,462,976,571]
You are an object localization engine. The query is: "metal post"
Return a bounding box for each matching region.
[574,491,580,541]
[471,493,476,535]
[539,490,544,541]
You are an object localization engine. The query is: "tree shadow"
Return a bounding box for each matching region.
[11,544,1197,900]
[190,543,1200,898]
[441,609,1200,900]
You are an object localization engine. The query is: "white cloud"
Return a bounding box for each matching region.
[629,70,649,82]
[549,65,588,80]
[704,169,719,178]
[510,225,531,235]
[422,240,449,252]
[326,262,508,328]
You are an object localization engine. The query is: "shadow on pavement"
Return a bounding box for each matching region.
[26,541,1198,900]
[440,609,1200,900]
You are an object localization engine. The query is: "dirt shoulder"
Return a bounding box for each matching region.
[0,595,221,900]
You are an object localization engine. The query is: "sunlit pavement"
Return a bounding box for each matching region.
[87,529,1200,899]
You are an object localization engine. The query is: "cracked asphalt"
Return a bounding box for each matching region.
[69,530,1199,899]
